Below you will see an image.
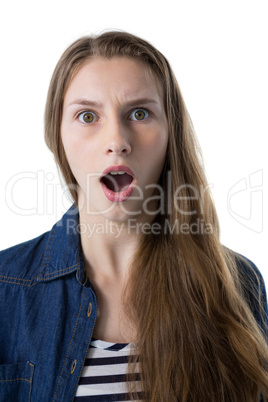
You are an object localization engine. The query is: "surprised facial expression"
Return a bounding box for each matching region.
[61,57,168,223]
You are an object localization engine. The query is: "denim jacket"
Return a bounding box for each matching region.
[0,205,267,401]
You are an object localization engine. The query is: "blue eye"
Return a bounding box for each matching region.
[78,111,97,123]
[129,108,149,121]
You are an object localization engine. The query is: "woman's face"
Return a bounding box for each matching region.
[61,57,168,223]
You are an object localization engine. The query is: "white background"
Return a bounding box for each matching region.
[0,1,267,284]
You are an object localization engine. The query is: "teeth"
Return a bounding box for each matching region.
[110,171,125,175]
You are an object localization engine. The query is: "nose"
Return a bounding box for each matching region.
[103,119,131,156]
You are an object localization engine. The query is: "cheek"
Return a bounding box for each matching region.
[145,127,168,161]
[140,123,168,148]
[61,132,98,175]
[138,127,168,179]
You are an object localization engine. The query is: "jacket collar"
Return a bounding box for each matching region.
[37,204,87,284]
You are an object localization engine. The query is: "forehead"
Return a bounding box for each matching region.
[64,56,163,104]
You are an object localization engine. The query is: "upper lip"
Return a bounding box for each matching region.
[101,165,135,179]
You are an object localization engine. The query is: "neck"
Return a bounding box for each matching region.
[79,210,144,281]
[77,190,160,280]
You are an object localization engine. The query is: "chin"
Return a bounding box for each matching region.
[101,205,141,224]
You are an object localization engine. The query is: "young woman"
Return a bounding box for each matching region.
[0,31,267,402]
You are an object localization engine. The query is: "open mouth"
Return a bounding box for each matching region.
[100,166,135,202]
[101,171,133,193]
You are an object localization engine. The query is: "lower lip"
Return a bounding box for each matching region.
[101,181,135,202]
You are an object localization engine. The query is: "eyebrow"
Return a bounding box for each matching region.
[67,97,159,109]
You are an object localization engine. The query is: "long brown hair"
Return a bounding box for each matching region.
[44,31,268,401]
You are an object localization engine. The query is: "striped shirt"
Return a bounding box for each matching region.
[74,338,142,401]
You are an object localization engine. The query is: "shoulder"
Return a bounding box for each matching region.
[231,250,267,334]
[233,252,266,300]
[0,231,50,282]
[0,205,80,284]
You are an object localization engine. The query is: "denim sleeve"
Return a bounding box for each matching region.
[234,253,267,402]
[235,253,267,338]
